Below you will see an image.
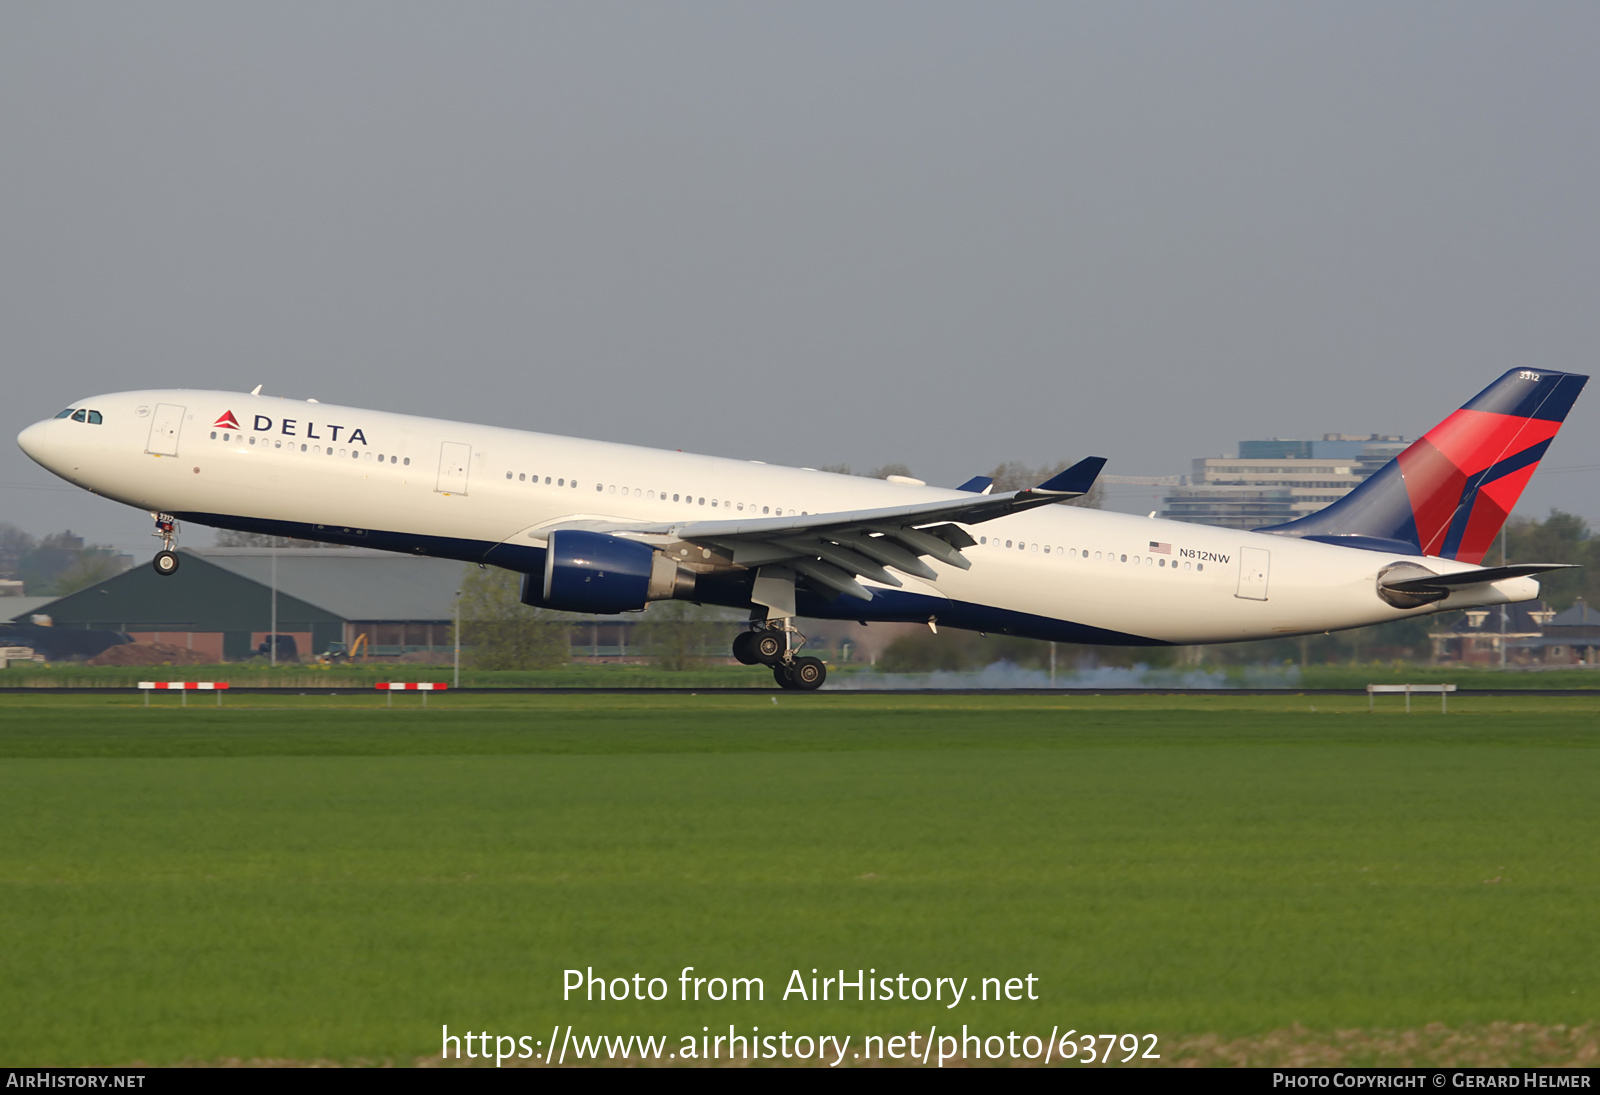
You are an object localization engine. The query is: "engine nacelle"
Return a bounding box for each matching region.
[520,530,694,613]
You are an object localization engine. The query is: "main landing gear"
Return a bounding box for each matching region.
[733,619,826,691]
[151,513,180,576]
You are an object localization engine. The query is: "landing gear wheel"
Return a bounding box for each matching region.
[754,632,785,664]
[732,631,760,665]
[791,657,826,690]
[773,663,798,689]
[153,550,180,576]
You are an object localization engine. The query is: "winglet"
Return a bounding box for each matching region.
[1033,457,1106,495]
[956,476,994,494]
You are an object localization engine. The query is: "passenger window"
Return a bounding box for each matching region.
[711,500,718,507]
[1120,554,1127,562]
[672,494,679,501]
[506,472,513,479]
[71,409,87,422]
[558,479,564,487]
[519,473,525,481]
[763,506,769,514]
[275,440,283,449]
[87,411,103,424]
[301,444,308,452]
[699,497,705,505]
[249,437,256,445]
[210,431,217,439]
[404,458,411,466]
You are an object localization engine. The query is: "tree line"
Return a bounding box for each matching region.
[0,525,125,597]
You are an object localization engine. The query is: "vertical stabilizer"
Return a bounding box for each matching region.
[1264,369,1587,562]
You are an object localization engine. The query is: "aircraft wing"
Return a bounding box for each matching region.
[586,457,1106,601]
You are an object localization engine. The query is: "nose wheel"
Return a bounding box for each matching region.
[151,513,180,576]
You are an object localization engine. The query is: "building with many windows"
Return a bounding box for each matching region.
[1160,434,1408,530]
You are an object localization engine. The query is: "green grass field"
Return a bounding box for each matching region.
[0,693,1596,1066]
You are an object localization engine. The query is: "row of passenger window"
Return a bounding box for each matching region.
[504,470,801,515]
[975,535,1205,571]
[210,431,411,465]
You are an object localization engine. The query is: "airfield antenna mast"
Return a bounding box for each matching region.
[1500,527,1508,670]
[270,545,278,669]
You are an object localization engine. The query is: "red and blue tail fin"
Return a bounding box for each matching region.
[1265,369,1587,562]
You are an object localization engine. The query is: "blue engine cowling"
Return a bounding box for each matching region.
[522,530,658,614]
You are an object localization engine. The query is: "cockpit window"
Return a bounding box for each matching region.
[70,409,87,422]
[87,411,103,424]
[54,409,74,419]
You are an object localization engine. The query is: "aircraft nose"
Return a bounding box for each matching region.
[17,420,58,467]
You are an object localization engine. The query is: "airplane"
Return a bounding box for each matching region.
[15,368,1587,689]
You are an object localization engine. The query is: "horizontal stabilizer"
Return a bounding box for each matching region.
[1034,457,1106,495]
[1381,563,1579,594]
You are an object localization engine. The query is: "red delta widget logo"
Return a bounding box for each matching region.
[212,409,367,445]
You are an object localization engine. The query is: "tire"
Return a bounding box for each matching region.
[791,657,826,690]
[754,632,784,664]
[153,550,180,576]
[731,631,760,665]
[773,664,798,689]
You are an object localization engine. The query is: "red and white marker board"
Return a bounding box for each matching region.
[376,682,448,705]
[138,681,229,706]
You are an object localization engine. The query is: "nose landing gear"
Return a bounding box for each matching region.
[732,617,826,690]
[151,513,180,576]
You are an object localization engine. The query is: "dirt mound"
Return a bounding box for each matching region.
[88,642,212,667]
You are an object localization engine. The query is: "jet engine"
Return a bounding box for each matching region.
[520,530,695,613]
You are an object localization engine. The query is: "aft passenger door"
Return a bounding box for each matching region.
[436,441,471,495]
[1236,546,1270,600]
[145,403,185,456]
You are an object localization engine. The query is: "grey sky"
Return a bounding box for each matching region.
[3,2,1597,555]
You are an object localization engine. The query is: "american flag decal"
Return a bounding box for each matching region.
[1149,541,1171,554]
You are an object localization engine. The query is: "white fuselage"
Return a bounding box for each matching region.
[17,389,1539,645]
